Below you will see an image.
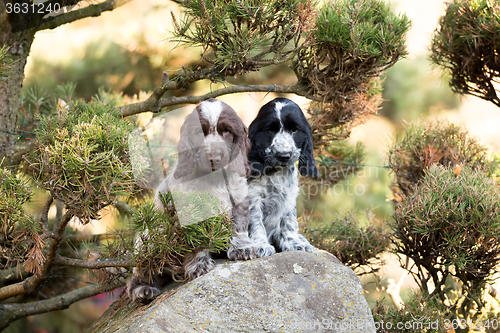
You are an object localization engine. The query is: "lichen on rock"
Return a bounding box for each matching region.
[90,250,375,333]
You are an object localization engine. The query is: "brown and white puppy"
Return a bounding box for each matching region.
[128,98,257,304]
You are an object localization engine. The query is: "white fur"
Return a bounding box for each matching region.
[199,99,223,129]
[273,101,288,122]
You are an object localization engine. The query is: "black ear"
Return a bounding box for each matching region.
[298,131,318,178]
[247,151,265,178]
[247,117,267,178]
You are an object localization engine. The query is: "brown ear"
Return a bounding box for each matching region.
[242,126,251,178]
[229,120,251,178]
[173,110,201,179]
[174,148,195,179]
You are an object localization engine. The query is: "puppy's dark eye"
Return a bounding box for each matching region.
[267,122,280,133]
[291,126,299,133]
[223,129,232,137]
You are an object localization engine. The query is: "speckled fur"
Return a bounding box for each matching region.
[128,99,256,304]
[247,98,318,257]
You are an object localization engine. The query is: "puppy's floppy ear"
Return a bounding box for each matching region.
[174,141,196,179]
[247,151,265,178]
[298,128,319,178]
[241,126,252,177]
[225,110,252,178]
[173,110,201,179]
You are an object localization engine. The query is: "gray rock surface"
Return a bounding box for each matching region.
[90,250,375,333]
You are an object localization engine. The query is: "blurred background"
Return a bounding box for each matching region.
[9,0,500,331]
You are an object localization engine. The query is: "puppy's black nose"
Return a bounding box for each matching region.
[276,152,292,161]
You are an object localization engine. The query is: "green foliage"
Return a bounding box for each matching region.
[172,0,315,74]
[314,0,410,63]
[296,0,410,139]
[372,291,451,332]
[315,140,366,185]
[26,98,136,224]
[380,57,460,122]
[296,0,410,96]
[173,0,409,138]
[304,211,390,274]
[0,168,43,273]
[388,121,496,196]
[0,168,33,227]
[0,45,12,80]
[130,192,233,273]
[17,87,56,130]
[392,165,500,320]
[430,0,500,107]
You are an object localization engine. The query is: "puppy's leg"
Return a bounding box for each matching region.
[248,199,275,258]
[127,267,161,304]
[227,232,258,260]
[274,211,314,253]
[227,198,257,260]
[127,228,162,304]
[183,250,215,280]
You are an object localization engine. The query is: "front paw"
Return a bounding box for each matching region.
[295,243,314,253]
[281,241,315,253]
[227,246,257,261]
[128,285,161,304]
[184,252,215,280]
[256,243,276,258]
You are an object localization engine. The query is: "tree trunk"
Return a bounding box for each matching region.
[0,2,38,164]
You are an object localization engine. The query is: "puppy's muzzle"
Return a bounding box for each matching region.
[276,151,292,162]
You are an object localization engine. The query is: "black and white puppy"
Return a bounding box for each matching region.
[247,97,318,258]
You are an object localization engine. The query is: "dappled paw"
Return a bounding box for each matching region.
[128,285,161,304]
[281,240,315,253]
[227,245,257,261]
[184,251,215,280]
[256,243,276,258]
[295,243,314,253]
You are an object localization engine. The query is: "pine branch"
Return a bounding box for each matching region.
[40,196,54,232]
[35,0,82,18]
[0,280,126,331]
[0,266,29,284]
[118,83,319,117]
[38,0,134,31]
[53,255,132,269]
[0,210,73,301]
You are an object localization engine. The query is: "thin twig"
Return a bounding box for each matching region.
[0,265,29,283]
[0,210,73,301]
[118,83,319,117]
[0,280,126,330]
[40,196,54,232]
[55,200,63,225]
[38,0,134,31]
